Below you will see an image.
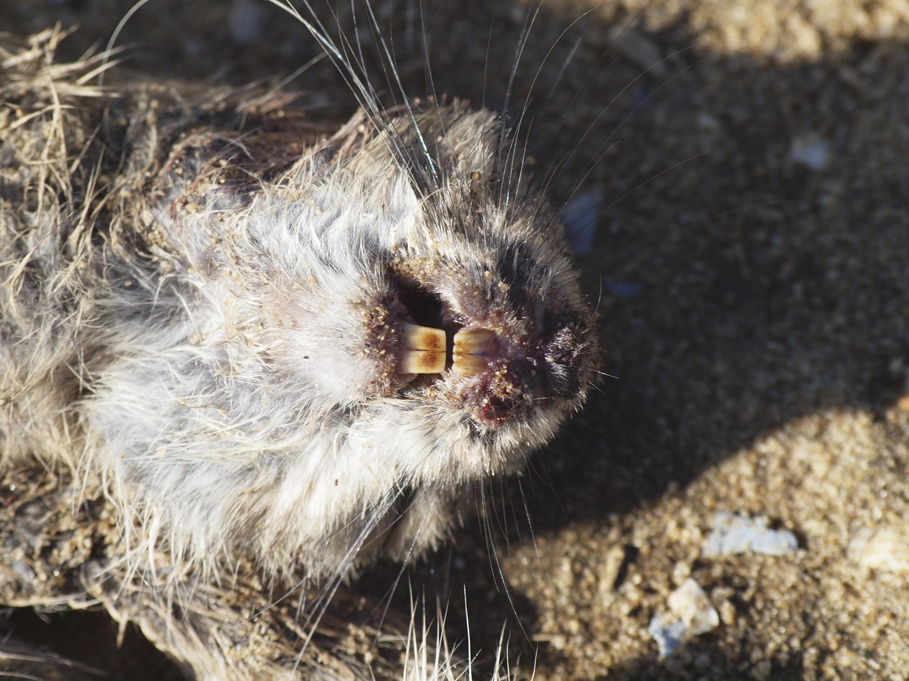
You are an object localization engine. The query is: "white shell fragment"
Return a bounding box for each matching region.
[648,578,720,657]
[702,511,798,557]
[647,616,687,659]
[848,527,909,573]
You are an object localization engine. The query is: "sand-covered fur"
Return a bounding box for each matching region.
[0,25,595,680]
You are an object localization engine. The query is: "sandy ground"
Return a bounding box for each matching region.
[3,0,909,679]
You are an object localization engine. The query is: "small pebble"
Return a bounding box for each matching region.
[648,578,719,657]
[849,527,909,573]
[789,132,829,170]
[896,394,909,412]
[648,615,687,658]
[702,511,797,557]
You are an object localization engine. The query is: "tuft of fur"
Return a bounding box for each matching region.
[0,21,596,681]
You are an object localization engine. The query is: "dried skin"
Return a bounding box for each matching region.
[0,28,597,680]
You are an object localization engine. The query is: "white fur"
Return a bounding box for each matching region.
[0,23,594,681]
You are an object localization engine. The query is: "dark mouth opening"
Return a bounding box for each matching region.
[393,276,446,330]
[389,272,463,374]
[384,269,558,430]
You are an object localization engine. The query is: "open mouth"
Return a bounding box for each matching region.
[380,255,596,430]
[384,266,583,430]
[392,275,495,381]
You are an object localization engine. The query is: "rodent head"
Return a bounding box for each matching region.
[113,99,599,577]
[252,103,599,480]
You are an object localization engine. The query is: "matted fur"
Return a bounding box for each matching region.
[0,23,596,680]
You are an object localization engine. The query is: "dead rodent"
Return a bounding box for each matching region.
[0,15,597,680]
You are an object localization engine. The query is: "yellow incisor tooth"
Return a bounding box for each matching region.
[452,328,494,376]
[400,349,446,375]
[399,323,446,375]
[452,353,488,376]
[452,327,495,355]
[401,322,446,352]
